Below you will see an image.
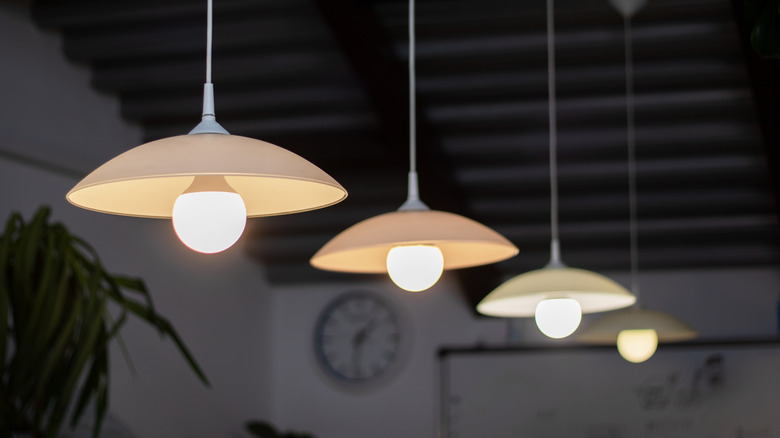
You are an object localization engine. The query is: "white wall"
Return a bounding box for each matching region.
[271,267,780,438]
[0,3,275,437]
[0,3,135,175]
[271,275,507,438]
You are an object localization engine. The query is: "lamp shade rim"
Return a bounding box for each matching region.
[312,239,518,273]
[67,173,347,219]
[311,209,518,272]
[477,266,636,317]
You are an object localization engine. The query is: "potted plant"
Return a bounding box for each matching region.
[0,207,209,438]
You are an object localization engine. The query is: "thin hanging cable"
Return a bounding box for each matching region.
[546,0,561,264]
[206,0,213,84]
[399,0,425,210]
[192,0,223,128]
[409,0,416,176]
[624,16,640,300]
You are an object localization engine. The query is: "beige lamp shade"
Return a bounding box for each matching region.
[310,209,519,273]
[67,134,347,218]
[476,266,636,317]
[578,307,697,343]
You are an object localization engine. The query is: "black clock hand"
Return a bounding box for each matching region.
[351,315,382,378]
[355,313,387,342]
[351,336,365,378]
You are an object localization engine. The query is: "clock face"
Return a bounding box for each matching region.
[314,292,402,385]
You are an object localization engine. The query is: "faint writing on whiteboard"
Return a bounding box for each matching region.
[635,354,724,411]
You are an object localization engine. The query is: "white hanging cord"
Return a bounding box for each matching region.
[206,0,213,84]
[409,0,417,176]
[546,0,562,266]
[190,0,227,134]
[400,0,426,210]
[624,16,640,300]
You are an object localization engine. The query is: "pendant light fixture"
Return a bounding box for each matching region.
[578,0,696,362]
[310,0,518,292]
[67,0,347,254]
[476,0,636,338]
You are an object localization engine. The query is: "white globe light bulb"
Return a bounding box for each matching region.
[617,329,658,363]
[535,298,582,339]
[172,191,247,254]
[386,245,444,292]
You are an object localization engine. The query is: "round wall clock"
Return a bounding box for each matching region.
[314,291,403,385]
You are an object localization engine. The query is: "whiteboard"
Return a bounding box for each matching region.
[440,342,780,438]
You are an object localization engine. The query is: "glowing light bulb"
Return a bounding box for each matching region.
[172,177,247,254]
[386,245,444,292]
[535,298,582,339]
[617,329,658,363]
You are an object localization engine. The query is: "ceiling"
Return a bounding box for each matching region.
[30,0,780,307]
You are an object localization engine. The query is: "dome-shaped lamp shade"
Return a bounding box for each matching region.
[477,267,636,317]
[310,209,519,273]
[67,134,347,218]
[578,308,697,344]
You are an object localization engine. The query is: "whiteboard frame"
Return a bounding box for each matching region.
[437,338,780,438]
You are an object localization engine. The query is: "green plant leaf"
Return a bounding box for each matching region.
[31,294,82,423]
[104,310,137,378]
[70,353,103,430]
[0,214,20,379]
[46,292,107,438]
[110,274,159,325]
[92,351,109,438]
[119,298,210,386]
